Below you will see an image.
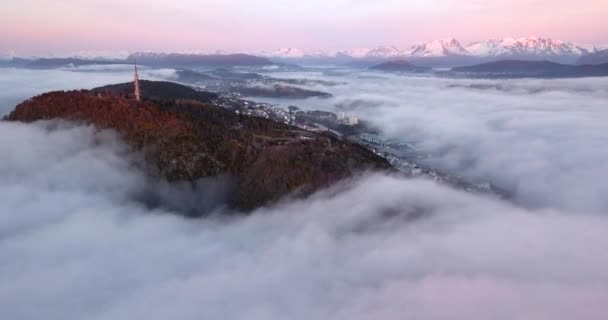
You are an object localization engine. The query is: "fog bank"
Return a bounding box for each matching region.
[1,120,607,320]
[258,71,608,212]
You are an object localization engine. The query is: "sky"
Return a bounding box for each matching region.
[1,0,608,56]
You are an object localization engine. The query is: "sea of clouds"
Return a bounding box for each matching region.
[261,70,608,212]
[1,68,607,319]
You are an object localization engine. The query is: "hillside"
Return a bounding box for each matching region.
[5,82,390,213]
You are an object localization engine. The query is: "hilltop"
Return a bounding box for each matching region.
[92,80,218,103]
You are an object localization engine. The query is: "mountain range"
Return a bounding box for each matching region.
[258,36,607,65]
[2,37,607,69]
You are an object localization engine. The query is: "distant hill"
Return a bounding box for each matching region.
[174,69,215,83]
[171,69,335,99]
[1,54,275,70]
[207,68,265,80]
[451,60,608,78]
[0,58,33,68]
[128,52,273,68]
[92,80,218,103]
[369,60,431,73]
[7,81,389,212]
[453,60,565,73]
[26,58,125,69]
[577,49,608,65]
[237,84,332,99]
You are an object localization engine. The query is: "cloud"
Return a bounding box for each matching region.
[262,71,608,212]
[1,68,607,319]
[0,120,607,319]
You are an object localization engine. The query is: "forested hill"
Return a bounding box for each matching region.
[6,81,391,213]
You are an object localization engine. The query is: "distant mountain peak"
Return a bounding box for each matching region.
[341,48,372,59]
[261,47,305,58]
[407,38,470,57]
[363,45,404,58]
[465,36,589,58]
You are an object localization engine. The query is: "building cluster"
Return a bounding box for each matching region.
[337,112,359,126]
[355,133,421,159]
[163,74,498,196]
[215,94,291,124]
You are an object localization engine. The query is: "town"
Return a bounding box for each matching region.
[212,89,502,197]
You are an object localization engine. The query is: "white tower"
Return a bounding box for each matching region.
[134,61,141,102]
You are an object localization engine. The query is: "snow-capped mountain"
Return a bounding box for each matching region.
[406,38,471,57]
[261,46,405,60]
[338,48,371,59]
[250,37,606,66]
[306,50,338,58]
[260,48,305,58]
[465,36,590,58]
[332,46,404,59]
[364,46,404,58]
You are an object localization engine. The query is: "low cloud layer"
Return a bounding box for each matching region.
[1,68,607,319]
[0,121,607,319]
[266,71,608,212]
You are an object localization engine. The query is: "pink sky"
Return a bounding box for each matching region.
[1,0,607,56]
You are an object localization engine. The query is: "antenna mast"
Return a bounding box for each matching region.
[134,60,141,102]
